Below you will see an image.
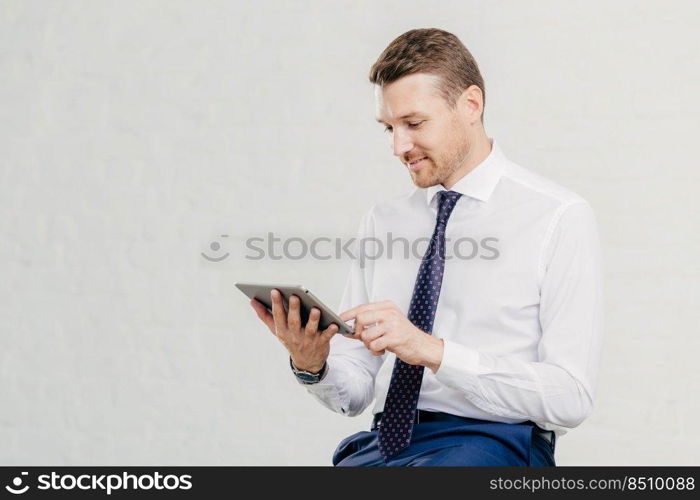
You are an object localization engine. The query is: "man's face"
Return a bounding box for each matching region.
[375,73,471,188]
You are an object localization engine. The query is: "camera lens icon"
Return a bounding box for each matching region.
[5,472,29,494]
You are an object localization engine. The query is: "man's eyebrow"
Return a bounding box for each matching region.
[375,112,423,124]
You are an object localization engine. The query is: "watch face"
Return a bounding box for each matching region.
[290,358,325,383]
[296,372,319,383]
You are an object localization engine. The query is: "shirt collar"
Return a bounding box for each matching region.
[425,137,505,206]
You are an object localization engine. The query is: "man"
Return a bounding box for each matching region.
[250,28,603,466]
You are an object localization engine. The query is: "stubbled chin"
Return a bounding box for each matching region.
[411,173,436,189]
[407,161,438,188]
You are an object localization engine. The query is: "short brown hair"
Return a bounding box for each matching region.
[369,28,486,123]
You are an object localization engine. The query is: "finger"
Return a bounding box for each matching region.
[287,294,302,332]
[355,310,385,330]
[320,323,339,342]
[250,299,275,332]
[352,309,390,340]
[305,307,321,335]
[270,289,288,331]
[359,323,385,344]
[339,299,394,322]
[341,323,364,340]
[368,337,388,356]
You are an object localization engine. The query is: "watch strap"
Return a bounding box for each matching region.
[290,357,327,384]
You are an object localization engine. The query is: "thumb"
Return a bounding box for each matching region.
[250,299,276,333]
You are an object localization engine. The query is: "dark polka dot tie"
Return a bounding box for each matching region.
[377,190,463,461]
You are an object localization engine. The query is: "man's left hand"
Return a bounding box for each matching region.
[339,300,444,372]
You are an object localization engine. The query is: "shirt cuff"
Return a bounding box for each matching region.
[434,338,481,392]
[296,359,349,415]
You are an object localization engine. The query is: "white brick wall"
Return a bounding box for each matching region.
[1,0,698,465]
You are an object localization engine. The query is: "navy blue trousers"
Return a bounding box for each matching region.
[332,417,556,467]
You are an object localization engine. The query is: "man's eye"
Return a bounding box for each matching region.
[383,121,422,132]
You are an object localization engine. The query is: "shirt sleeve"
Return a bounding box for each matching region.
[434,201,604,428]
[298,208,385,417]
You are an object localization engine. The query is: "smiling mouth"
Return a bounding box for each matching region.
[408,157,428,171]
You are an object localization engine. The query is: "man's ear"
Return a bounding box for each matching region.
[457,85,483,124]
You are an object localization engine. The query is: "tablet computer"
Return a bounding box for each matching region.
[235,282,355,335]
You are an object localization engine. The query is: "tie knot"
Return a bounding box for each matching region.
[435,190,462,223]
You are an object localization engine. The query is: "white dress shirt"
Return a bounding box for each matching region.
[301,138,603,437]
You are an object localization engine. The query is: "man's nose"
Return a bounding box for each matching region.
[392,130,414,158]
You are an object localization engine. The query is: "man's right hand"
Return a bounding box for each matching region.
[250,289,339,373]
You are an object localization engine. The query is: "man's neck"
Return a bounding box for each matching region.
[442,133,492,190]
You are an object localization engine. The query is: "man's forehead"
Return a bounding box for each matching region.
[374,73,444,122]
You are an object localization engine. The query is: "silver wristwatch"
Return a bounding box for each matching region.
[290,357,328,385]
